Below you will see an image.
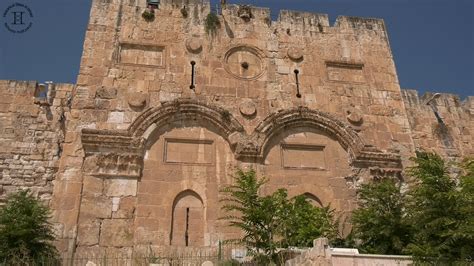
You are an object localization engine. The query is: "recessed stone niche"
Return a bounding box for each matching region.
[281,144,327,170]
[119,43,165,67]
[164,138,215,165]
[326,61,365,83]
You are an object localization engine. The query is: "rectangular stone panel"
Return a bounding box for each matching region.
[326,62,365,83]
[119,43,164,67]
[281,144,326,170]
[164,138,214,165]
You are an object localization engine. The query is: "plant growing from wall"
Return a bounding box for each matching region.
[0,190,59,264]
[180,6,188,18]
[142,8,155,22]
[221,109,231,121]
[205,12,220,35]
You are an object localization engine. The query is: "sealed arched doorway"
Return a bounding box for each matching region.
[170,190,205,247]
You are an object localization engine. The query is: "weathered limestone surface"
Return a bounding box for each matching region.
[285,238,413,266]
[0,0,472,257]
[0,81,73,205]
[402,90,474,159]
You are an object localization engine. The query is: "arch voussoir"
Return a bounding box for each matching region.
[81,99,245,178]
[249,107,401,170]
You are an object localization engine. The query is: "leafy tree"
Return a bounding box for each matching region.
[455,158,474,260]
[405,152,473,263]
[220,169,283,264]
[220,169,338,264]
[347,152,474,262]
[279,195,338,248]
[351,178,411,255]
[0,190,58,264]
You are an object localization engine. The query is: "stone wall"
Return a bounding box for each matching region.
[0,0,471,258]
[285,238,413,266]
[402,89,474,160]
[47,0,433,255]
[0,80,73,205]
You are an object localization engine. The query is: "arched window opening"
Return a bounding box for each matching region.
[302,192,323,207]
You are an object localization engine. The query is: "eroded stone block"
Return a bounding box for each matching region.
[100,219,133,247]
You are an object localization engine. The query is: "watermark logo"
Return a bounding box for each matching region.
[3,3,33,33]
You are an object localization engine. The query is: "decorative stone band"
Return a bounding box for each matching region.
[81,99,401,178]
[81,130,143,178]
[369,166,403,180]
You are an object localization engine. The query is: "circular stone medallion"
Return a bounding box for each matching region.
[224,46,265,80]
[346,109,363,124]
[128,93,148,109]
[239,99,257,117]
[185,37,203,53]
[287,47,303,61]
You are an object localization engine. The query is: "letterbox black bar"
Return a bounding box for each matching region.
[190,61,196,90]
[294,69,301,98]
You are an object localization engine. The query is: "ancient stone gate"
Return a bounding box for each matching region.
[0,0,472,257]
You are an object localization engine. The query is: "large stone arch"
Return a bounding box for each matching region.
[81,99,245,178]
[255,107,364,160]
[129,99,245,145]
[81,102,401,178]
[242,107,401,170]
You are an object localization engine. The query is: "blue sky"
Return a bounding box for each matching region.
[0,0,472,98]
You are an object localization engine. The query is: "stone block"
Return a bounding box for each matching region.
[80,196,112,219]
[100,219,133,247]
[107,112,124,124]
[77,220,101,246]
[105,179,138,197]
[82,175,104,197]
[113,196,136,219]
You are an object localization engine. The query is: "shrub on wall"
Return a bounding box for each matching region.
[205,12,220,35]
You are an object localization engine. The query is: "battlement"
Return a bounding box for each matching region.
[402,89,474,110]
[90,0,388,39]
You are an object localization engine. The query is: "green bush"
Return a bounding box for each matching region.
[220,169,338,264]
[350,152,474,264]
[351,178,411,255]
[280,195,338,248]
[405,152,474,263]
[0,190,58,264]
